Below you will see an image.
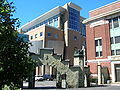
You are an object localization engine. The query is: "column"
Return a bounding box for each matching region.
[98,62,102,85]
[36,66,39,76]
[41,65,44,75]
[50,66,53,75]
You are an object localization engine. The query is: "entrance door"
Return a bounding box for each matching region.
[115,64,120,82]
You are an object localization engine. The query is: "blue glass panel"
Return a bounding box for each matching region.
[68,6,80,31]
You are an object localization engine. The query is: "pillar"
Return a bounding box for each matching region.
[84,74,87,87]
[41,65,44,75]
[50,66,53,75]
[36,66,39,76]
[98,63,102,85]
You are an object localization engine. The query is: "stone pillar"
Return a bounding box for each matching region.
[84,74,87,87]
[36,66,38,76]
[41,65,44,75]
[98,63,102,85]
[50,66,53,75]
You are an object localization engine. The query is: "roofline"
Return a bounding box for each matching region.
[67,2,82,10]
[20,6,65,29]
[83,8,120,24]
[89,0,120,13]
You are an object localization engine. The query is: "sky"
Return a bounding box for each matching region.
[9,0,117,27]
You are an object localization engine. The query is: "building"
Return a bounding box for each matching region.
[83,0,120,83]
[20,2,85,76]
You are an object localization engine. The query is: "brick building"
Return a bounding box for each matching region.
[83,0,120,83]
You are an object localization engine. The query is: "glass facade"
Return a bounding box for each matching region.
[27,15,58,31]
[109,16,120,56]
[68,6,80,32]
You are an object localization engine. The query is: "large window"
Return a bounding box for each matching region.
[27,15,58,31]
[112,49,120,56]
[109,17,120,29]
[113,17,119,28]
[68,6,80,32]
[110,36,120,44]
[95,39,102,57]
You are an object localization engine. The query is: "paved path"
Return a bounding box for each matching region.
[23,81,120,90]
[23,86,120,90]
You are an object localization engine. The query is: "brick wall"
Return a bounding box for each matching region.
[88,62,111,75]
[88,62,98,74]
[86,23,111,60]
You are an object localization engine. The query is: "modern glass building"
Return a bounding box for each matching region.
[20,2,85,76]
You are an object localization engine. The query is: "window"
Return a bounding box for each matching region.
[44,20,48,25]
[47,32,51,37]
[40,32,43,37]
[95,40,98,46]
[115,36,120,44]
[68,6,80,31]
[113,17,119,28]
[96,52,99,57]
[48,18,53,26]
[95,39,102,57]
[110,37,114,44]
[30,36,33,40]
[100,51,102,56]
[116,49,120,55]
[54,34,58,39]
[109,19,112,29]
[99,39,102,46]
[95,39,102,46]
[74,36,77,40]
[111,50,115,56]
[35,34,38,38]
[109,17,120,29]
[96,51,102,57]
[54,15,58,28]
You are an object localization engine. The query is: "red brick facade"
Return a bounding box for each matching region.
[84,0,120,82]
[86,23,111,60]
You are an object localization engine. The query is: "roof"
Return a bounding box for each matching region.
[83,0,120,24]
[20,6,66,31]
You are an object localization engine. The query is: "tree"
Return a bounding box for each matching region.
[0,0,35,89]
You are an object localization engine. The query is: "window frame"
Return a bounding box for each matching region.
[47,32,51,37]
[95,38,102,57]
